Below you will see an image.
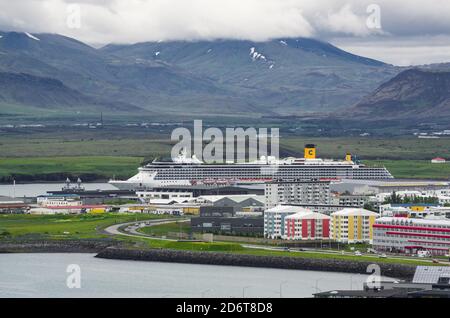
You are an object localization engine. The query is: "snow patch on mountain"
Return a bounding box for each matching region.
[249,47,266,62]
[25,32,40,41]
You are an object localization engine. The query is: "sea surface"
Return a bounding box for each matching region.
[0,253,372,298]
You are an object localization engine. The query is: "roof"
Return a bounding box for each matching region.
[432,157,446,161]
[194,194,265,204]
[413,267,450,284]
[376,217,450,227]
[148,198,188,204]
[285,211,330,220]
[314,289,409,298]
[265,205,313,214]
[331,208,378,217]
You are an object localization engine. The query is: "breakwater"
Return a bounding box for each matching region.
[0,239,120,253]
[96,247,417,280]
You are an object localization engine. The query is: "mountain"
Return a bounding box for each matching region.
[0,72,139,113]
[102,38,398,115]
[0,31,400,117]
[345,68,450,122]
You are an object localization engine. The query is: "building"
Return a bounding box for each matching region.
[264,205,312,239]
[315,266,450,299]
[188,195,265,212]
[331,208,379,243]
[283,211,330,240]
[432,157,446,164]
[333,194,369,207]
[265,180,331,209]
[190,206,264,236]
[332,179,450,195]
[37,194,82,207]
[136,185,263,203]
[284,204,357,216]
[0,196,29,214]
[373,217,450,255]
[379,203,441,216]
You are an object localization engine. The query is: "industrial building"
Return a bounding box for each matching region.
[373,217,450,255]
[190,206,264,236]
[188,194,265,212]
[315,266,450,298]
[136,185,263,203]
[331,208,379,243]
[265,180,332,209]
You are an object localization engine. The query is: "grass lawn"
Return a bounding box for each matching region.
[0,213,167,240]
[365,160,450,179]
[138,221,191,237]
[281,137,450,160]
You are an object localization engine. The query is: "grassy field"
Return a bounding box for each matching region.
[0,213,167,240]
[138,221,191,237]
[281,137,450,160]
[0,135,449,181]
[0,156,144,180]
[365,160,450,179]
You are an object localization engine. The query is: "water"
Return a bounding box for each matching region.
[0,183,115,198]
[0,253,371,298]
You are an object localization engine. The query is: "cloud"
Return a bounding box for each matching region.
[0,0,449,64]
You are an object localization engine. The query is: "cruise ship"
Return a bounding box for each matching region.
[109,145,393,190]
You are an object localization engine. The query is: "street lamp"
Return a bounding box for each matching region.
[279,281,288,298]
[242,286,251,298]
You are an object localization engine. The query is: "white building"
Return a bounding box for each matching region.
[136,189,193,202]
[373,217,450,255]
[37,194,82,207]
[431,157,446,164]
[265,180,331,209]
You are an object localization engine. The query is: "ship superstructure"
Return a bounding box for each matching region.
[109,145,393,190]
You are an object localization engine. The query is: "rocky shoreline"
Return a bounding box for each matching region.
[96,247,417,280]
[0,241,417,279]
[0,239,120,253]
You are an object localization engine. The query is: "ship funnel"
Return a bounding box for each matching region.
[304,144,316,159]
[345,152,352,162]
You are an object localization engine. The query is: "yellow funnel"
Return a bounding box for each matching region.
[304,144,316,159]
[346,153,352,162]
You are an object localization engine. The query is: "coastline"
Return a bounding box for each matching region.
[95,247,417,280]
[0,241,417,279]
[0,239,121,254]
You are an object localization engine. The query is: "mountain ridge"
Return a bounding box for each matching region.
[0,31,399,117]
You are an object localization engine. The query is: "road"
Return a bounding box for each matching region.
[103,218,188,241]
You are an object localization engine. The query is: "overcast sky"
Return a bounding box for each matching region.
[0,0,449,66]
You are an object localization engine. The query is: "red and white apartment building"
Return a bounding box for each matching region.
[283,211,331,240]
[373,217,450,255]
